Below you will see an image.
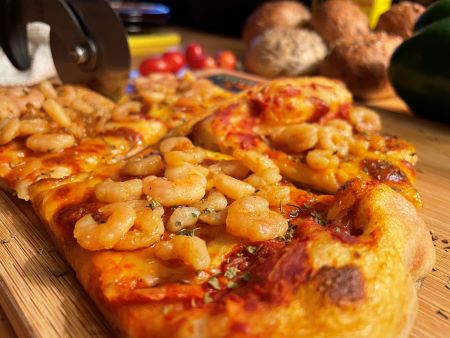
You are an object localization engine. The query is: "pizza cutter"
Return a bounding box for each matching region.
[0,0,130,99]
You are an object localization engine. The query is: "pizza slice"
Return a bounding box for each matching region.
[133,72,232,131]
[190,77,421,206]
[27,136,434,337]
[0,81,169,199]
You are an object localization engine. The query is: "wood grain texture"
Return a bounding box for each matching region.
[0,192,112,338]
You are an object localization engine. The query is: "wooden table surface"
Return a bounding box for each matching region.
[1,27,449,338]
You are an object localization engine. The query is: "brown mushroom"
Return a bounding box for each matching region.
[320,32,402,99]
[311,0,370,45]
[244,27,327,78]
[242,1,311,44]
[376,2,426,39]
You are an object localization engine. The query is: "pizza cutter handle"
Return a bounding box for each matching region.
[0,0,30,70]
[0,0,96,71]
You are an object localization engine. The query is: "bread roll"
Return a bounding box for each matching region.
[320,32,402,99]
[311,0,370,45]
[244,27,327,78]
[376,2,426,39]
[242,1,311,44]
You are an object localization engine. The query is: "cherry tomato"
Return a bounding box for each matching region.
[139,57,170,75]
[162,51,185,72]
[189,55,216,70]
[185,42,205,68]
[215,50,237,70]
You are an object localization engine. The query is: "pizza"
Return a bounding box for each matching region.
[0,74,435,337]
[190,77,421,206]
[0,74,229,200]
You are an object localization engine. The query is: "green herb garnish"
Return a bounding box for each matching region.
[311,211,326,226]
[178,228,198,237]
[207,277,221,290]
[227,281,238,289]
[278,223,297,242]
[147,199,161,210]
[240,271,252,282]
[246,246,257,255]
[203,293,213,304]
[224,267,239,279]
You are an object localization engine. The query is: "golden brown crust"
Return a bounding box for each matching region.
[242,1,311,44]
[28,172,434,338]
[376,2,426,39]
[320,32,402,99]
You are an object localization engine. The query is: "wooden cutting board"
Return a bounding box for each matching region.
[0,91,449,337]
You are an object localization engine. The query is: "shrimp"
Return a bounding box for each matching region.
[95,178,143,203]
[73,203,136,251]
[153,235,211,270]
[113,207,164,250]
[25,133,75,152]
[120,155,165,177]
[0,118,20,145]
[0,95,20,119]
[8,86,45,112]
[233,149,281,184]
[143,164,207,206]
[226,195,288,241]
[167,206,200,232]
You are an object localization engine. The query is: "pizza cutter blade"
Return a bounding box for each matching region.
[0,0,130,100]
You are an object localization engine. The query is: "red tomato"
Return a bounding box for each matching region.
[163,51,185,72]
[185,42,205,68]
[139,57,170,75]
[190,55,216,70]
[199,55,217,69]
[215,50,237,70]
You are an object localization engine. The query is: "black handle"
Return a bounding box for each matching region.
[0,0,31,69]
[0,0,96,71]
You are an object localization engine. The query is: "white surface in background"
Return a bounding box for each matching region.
[0,23,57,86]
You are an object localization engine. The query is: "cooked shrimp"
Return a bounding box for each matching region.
[95,178,143,203]
[226,195,288,241]
[214,172,255,200]
[8,87,45,112]
[74,203,136,251]
[233,149,281,184]
[153,235,211,270]
[0,95,20,119]
[167,206,200,232]
[143,164,207,206]
[120,155,165,177]
[25,133,75,152]
[113,207,164,250]
[0,118,20,145]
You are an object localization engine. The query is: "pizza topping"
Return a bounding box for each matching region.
[120,154,165,177]
[315,265,365,306]
[167,206,201,232]
[361,159,408,183]
[153,235,210,270]
[226,196,289,241]
[74,203,137,251]
[348,106,381,133]
[94,178,143,203]
[143,163,208,207]
[25,133,76,153]
[113,207,165,251]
